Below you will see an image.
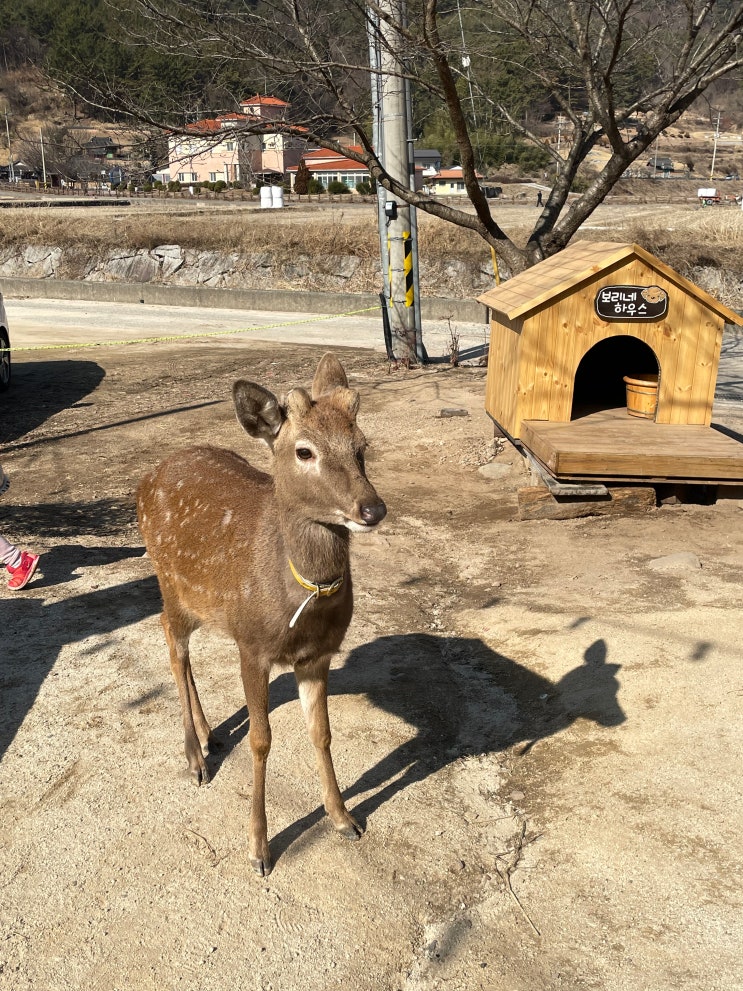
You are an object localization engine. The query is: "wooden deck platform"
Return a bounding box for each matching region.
[520,407,743,483]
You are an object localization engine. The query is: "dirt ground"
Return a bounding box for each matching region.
[1,340,742,991]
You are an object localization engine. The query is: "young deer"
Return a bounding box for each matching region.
[136,354,386,875]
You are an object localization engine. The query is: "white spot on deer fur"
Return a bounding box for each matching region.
[222,510,233,527]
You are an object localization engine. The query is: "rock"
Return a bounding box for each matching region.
[23,245,61,278]
[151,244,184,278]
[647,552,702,572]
[518,485,655,520]
[478,462,512,479]
[106,250,160,283]
[439,408,469,418]
[185,250,240,286]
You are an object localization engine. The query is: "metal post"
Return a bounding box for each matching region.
[4,109,13,182]
[39,127,47,188]
[710,110,721,180]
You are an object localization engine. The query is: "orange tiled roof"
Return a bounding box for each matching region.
[184,118,224,134]
[287,151,368,172]
[432,166,483,180]
[240,95,290,107]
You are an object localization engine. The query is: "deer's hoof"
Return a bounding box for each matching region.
[337,815,364,841]
[250,853,273,876]
[189,762,210,786]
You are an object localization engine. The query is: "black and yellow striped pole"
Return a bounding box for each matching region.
[387,229,414,307]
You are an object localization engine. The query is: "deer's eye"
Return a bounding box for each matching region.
[296,447,315,461]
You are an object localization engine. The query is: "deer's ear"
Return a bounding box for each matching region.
[311,353,348,398]
[286,387,312,418]
[233,381,284,445]
[329,386,360,418]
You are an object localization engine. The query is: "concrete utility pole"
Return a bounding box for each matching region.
[372,0,424,364]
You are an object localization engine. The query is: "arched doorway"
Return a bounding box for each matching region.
[571,335,659,420]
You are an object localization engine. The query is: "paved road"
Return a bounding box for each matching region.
[5,294,743,404]
[4,297,489,363]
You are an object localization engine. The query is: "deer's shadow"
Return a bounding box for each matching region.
[210,632,625,865]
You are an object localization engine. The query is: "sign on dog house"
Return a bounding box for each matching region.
[478,241,743,483]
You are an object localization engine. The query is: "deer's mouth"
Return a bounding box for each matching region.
[344,517,380,532]
[343,500,387,531]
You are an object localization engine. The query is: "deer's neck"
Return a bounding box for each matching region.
[278,510,350,585]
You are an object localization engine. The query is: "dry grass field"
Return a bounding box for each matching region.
[1,182,742,303]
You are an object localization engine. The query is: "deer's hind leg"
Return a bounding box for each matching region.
[161,601,212,785]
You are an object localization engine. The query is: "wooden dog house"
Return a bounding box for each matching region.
[479,241,743,484]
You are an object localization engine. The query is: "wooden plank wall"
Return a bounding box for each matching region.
[491,256,723,437]
[484,314,522,434]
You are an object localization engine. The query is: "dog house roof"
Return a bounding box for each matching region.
[478,240,743,326]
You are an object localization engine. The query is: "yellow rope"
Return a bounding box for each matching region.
[1,305,382,354]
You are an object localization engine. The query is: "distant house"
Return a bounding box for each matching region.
[414,149,442,172]
[286,147,371,190]
[83,136,124,161]
[646,156,676,174]
[166,95,308,185]
[240,96,308,178]
[424,164,482,196]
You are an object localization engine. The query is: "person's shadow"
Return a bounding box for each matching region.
[209,632,626,865]
[0,542,160,761]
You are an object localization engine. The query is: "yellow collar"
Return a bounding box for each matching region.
[288,559,344,629]
[288,559,344,597]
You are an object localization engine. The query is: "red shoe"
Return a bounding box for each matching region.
[7,551,40,590]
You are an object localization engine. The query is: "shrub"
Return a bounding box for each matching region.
[308,178,326,194]
[294,159,311,195]
[327,180,351,194]
[167,180,181,192]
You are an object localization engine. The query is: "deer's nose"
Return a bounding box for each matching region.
[361,500,387,526]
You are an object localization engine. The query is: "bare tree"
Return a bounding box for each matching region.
[61,0,743,274]
[16,126,96,182]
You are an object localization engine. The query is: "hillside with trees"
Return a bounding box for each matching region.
[2,0,743,278]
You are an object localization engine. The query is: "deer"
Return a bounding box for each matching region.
[136,353,387,875]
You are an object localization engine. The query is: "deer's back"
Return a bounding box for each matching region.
[137,445,278,622]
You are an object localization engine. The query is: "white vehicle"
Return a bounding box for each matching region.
[697,187,720,205]
[0,291,9,391]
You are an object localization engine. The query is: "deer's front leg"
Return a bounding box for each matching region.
[239,651,273,875]
[296,659,363,841]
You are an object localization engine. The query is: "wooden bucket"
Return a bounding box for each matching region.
[623,373,659,419]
